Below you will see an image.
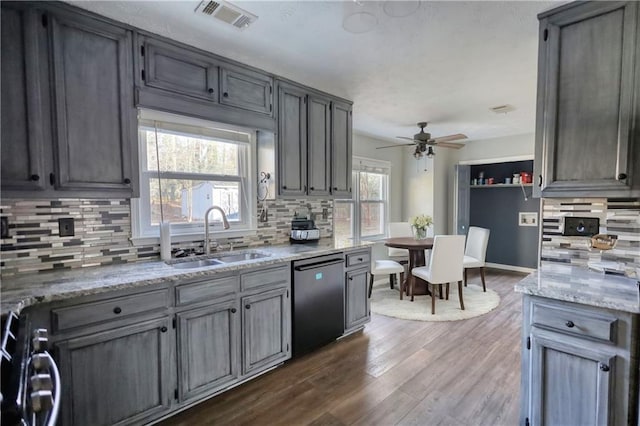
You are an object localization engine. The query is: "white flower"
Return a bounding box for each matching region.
[410,214,433,230]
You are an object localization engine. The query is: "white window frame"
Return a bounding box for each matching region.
[335,157,390,241]
[131,109,257,244]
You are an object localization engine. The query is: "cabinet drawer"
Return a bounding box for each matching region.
[241,265,289,292]
[346,251,370,269]
[52,289,169,333]
[531,301,618,343]
[175,276,239,306]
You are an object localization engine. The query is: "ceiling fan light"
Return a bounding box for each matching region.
[426,146,435,158]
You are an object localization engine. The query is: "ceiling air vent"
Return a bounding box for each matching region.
[195,0,258,30]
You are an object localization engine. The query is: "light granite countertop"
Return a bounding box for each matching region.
[0,239,373,314]
[515,264,640,314]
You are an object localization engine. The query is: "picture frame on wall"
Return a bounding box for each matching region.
[519,212,538,227]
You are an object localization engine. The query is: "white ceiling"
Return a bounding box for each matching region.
[69,0,559,144]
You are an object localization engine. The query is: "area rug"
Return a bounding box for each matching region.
[370,282,500,322]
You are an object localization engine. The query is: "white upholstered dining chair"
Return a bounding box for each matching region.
[463,226,490,292]
[411,235,466,315]
[369,260,405,299]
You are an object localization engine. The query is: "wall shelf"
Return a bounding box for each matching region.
[471,183,533,189]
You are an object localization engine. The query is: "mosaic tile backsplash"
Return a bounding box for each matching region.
[541,198,640,277]
[0,198,333,276]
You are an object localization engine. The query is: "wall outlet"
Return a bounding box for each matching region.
[58,217,75,237]
[1,217,8,239]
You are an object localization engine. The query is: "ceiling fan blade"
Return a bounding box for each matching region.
[434,141,465,149]
[432,133,468,143]
[376,143,416,149]
[396,136,417,141]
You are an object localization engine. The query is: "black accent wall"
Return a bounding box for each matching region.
[469,161,539,269]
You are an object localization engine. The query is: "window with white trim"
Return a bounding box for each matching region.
[334,157,390,243]
[133,110,255,239]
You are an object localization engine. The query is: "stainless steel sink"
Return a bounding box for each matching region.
[168,251,270,269]
[170,258,224,269]
[215,252,270,263]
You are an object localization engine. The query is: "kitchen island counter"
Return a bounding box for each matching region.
[515,264,640,314]
[1,239,372,313]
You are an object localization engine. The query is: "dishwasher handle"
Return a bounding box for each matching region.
[294,258,344,272]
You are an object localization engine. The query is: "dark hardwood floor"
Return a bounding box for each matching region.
[160,269,525,426]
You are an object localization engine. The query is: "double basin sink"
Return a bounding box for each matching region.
[168,251,270,269]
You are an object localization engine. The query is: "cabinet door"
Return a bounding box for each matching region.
[177,300,239,402]
[220,66,272,115]
[307,94,332,196]
[455,164,470,235]
[49,12,136,194]
[345,268,370,331]
[1,5,48,192]
[331,101,353,198]
[277,82,307,196]
[144,38,218,101]
[242,287,291,375]
[536,1,638,197]
[55,318,174,426]
[529,330,615,426]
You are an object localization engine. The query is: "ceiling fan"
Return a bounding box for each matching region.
[377,122,467,159]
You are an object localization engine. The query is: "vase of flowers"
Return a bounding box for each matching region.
[410,214,433,240]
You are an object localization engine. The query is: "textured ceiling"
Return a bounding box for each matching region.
[68,1,560,144]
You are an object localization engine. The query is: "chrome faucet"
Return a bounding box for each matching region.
[204,206,230,255]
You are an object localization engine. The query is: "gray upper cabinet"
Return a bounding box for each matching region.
[1,5,47,192]
[242,286,291,375]
[276,80,354,198]
[55,317,173,426]
[142,37,218,102]
[1,3,138,198]
[220,65,273,115]
[49,11,136,194]
[534,1,640,198]
[177,299,239,402]
[307,94,332,196]
[331,101,353,198]
[278,82,308,196]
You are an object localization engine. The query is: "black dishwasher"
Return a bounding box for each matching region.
[292,253,345,356]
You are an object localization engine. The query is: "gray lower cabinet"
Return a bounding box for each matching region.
[534,1,640,198]
[55,317,174,426]
[176,299,239,402]
[242,286,291,375]
[344,249,371,333]
[520,295,639,426]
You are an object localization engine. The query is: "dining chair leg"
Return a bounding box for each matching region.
[399,272,405,300]
[431,285,436,315]
[368,273,374,298]
[464,268,468,287]
[480,267,486,292]
[458,280,465,310]
[389,274,395,289]
[445,283,450,300]
[410,276,415,302]
[438,284,443,299]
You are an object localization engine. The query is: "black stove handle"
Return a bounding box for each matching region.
[294,258,344,272]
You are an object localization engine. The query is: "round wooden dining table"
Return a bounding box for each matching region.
[384,237,434,296]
